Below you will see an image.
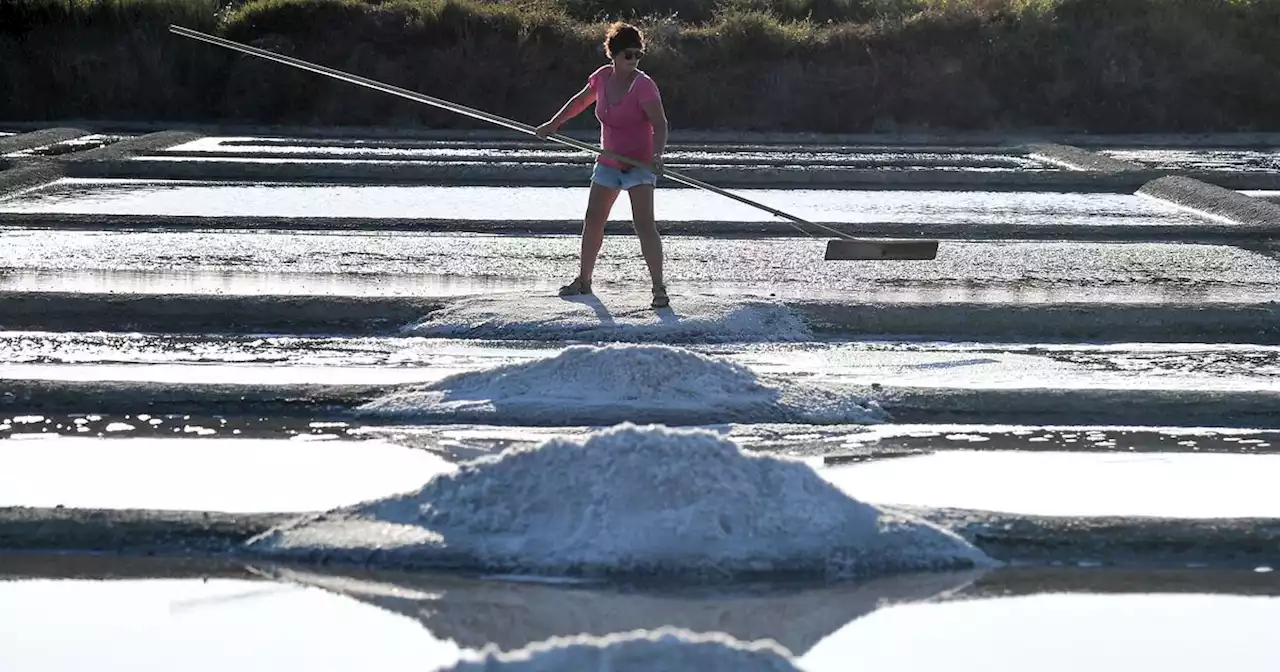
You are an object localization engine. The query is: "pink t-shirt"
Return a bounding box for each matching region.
[588,65,661,169]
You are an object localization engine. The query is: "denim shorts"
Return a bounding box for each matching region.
[591,161,658,190]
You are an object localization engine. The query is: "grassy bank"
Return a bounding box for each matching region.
[2,0,1279,133]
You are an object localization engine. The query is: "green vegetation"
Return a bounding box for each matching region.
[3,0,1279,132]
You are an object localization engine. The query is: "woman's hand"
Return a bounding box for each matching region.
[652,154,664,175]
[534,121,559,138]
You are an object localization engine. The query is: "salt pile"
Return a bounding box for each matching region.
[245,423,994,580]
[403,293,814,343]
[355,343,888,426]
[434,627,803,672]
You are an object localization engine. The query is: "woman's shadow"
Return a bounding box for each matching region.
[559,293,681,326]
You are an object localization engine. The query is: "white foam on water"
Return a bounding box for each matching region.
[404,293,814,343]
[436,627,802,672]
[246,423,994,580]
[355,344,888,426]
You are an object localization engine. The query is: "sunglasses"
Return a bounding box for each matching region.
[618,49,644,60]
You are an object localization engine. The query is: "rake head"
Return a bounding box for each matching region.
[824,238,940,261]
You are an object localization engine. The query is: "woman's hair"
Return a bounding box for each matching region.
[604,21,644,58]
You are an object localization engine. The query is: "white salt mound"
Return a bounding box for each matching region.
[356,343,888,426]
[404,293,814,343]
[247,423,993,579]
[435,627,803,672]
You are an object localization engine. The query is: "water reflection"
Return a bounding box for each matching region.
[251,564,985,656]
[3,554,1278,672]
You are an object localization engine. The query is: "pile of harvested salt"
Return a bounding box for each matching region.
[247,423,992,580]
[356,343,888,426]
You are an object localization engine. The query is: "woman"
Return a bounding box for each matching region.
[535,21,670,308]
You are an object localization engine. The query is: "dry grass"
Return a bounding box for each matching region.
[3,0,1279,132]
[0,0,226,122]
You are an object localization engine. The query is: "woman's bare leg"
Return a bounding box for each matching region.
[627,184,664,290]
[577,182,620,285]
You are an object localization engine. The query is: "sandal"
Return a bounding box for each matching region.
[558,277,592,296]
[651,284,670,308]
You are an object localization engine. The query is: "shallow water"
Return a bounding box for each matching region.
[0,179,1205,225]
[0,436,451,512]
[5,407,1277,456]
[1,336,1275,391]
[0,362,464,385]
[367,423,1280,461]
[0,412,382,442]
[2,231,1273,297]
[1,560,1277,671]
[158,137,1045,169]
[0,577,461,671]
[823,450,1280,518]
[800,591,1280,671]
[824,422,1280,457]
[5,431,1276,518]
[4,333,1277,374]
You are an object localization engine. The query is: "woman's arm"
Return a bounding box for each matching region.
[641,97,669,173]
[536,84,595,137]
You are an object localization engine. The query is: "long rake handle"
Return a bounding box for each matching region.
[168,24,833,234]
